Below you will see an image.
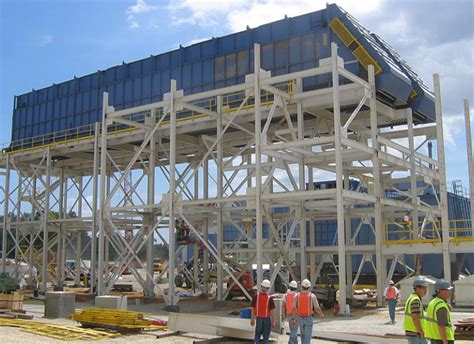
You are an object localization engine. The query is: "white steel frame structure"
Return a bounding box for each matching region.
[1,43,473,314]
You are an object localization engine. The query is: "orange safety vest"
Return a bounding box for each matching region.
[297,292,313,317]
[386,286,397,299]
[285,291,296,313]
[255,292,271,318]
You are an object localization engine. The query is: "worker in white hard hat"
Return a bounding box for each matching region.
[250,279,275,344]
[291,279,324,344]
[281,280,299,344]
[384,280,400,324]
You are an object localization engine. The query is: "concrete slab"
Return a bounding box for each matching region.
[95,295,127,310]
[168,312,278,340]
[44,292,75,319]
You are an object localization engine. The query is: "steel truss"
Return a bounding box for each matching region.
[1,43,473,314]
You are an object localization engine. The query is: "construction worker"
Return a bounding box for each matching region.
[384,280,400,324]
[404,211,413,239]
[403,276,431,344]
[250,279,275,344]
[281,280,298,344]
[291,279,324,344]
[425,279,455,344]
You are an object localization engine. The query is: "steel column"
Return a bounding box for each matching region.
[254,43,263,288]
[98,92,109,295]
[1,156,10,273]
[433,74,451,281]
[41,148,51,292]
[168,80,177,305]
[90,122,100,294]
[145,109,156,298]
[216,95,224,300]
[369,65,384,306]
[332,43,347,314]
[407,109,419,241]
[463,99,474,236]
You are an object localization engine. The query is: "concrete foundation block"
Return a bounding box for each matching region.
[95,295,128,310]
[44,291,75,318]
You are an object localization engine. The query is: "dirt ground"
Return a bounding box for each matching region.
[0,298,472,343]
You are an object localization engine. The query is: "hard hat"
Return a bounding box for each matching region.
[389,280,395,285]
[301,279,311,289]
[435,279,453,291]
[413,276,430,287]
[261,279,271,289]
[289,280,298,289]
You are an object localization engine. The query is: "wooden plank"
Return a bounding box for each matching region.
[0,313,16,319]
[7,312,33,319]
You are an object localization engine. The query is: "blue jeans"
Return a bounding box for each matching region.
[407,335,430,344]
[254,317,271,344]
[298,316,314,344]
[387,299,397,322]
[286,314,298,344]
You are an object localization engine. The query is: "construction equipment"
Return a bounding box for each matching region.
[226,272,255,300]
[263,268,289,294]
[176,218,193,245]
[0,272,18,292]
[153,258,164,272]
[314,284,338,309]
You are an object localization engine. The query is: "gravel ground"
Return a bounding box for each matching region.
[0,299,472,343]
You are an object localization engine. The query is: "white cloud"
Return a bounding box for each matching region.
[38,34,53,47]
[443,114,465,150]
[169,0,381,30]
[127,14,140,29]
[169,0,247,26]
[126,0,159,29]
[127,0,158,14]
[227,0,381,32]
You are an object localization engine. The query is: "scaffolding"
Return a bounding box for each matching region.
[1,43,473,314]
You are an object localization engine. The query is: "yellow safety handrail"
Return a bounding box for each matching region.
[384,219,474,244]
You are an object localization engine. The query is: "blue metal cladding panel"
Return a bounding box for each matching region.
[370,33,435,121]
[10,3,434,144]
[327,5,412,105]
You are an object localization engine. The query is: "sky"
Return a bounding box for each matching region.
[0,0,473,191]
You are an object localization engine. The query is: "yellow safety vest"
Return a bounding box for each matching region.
[403,293,425,333]
[425,297,454,341]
